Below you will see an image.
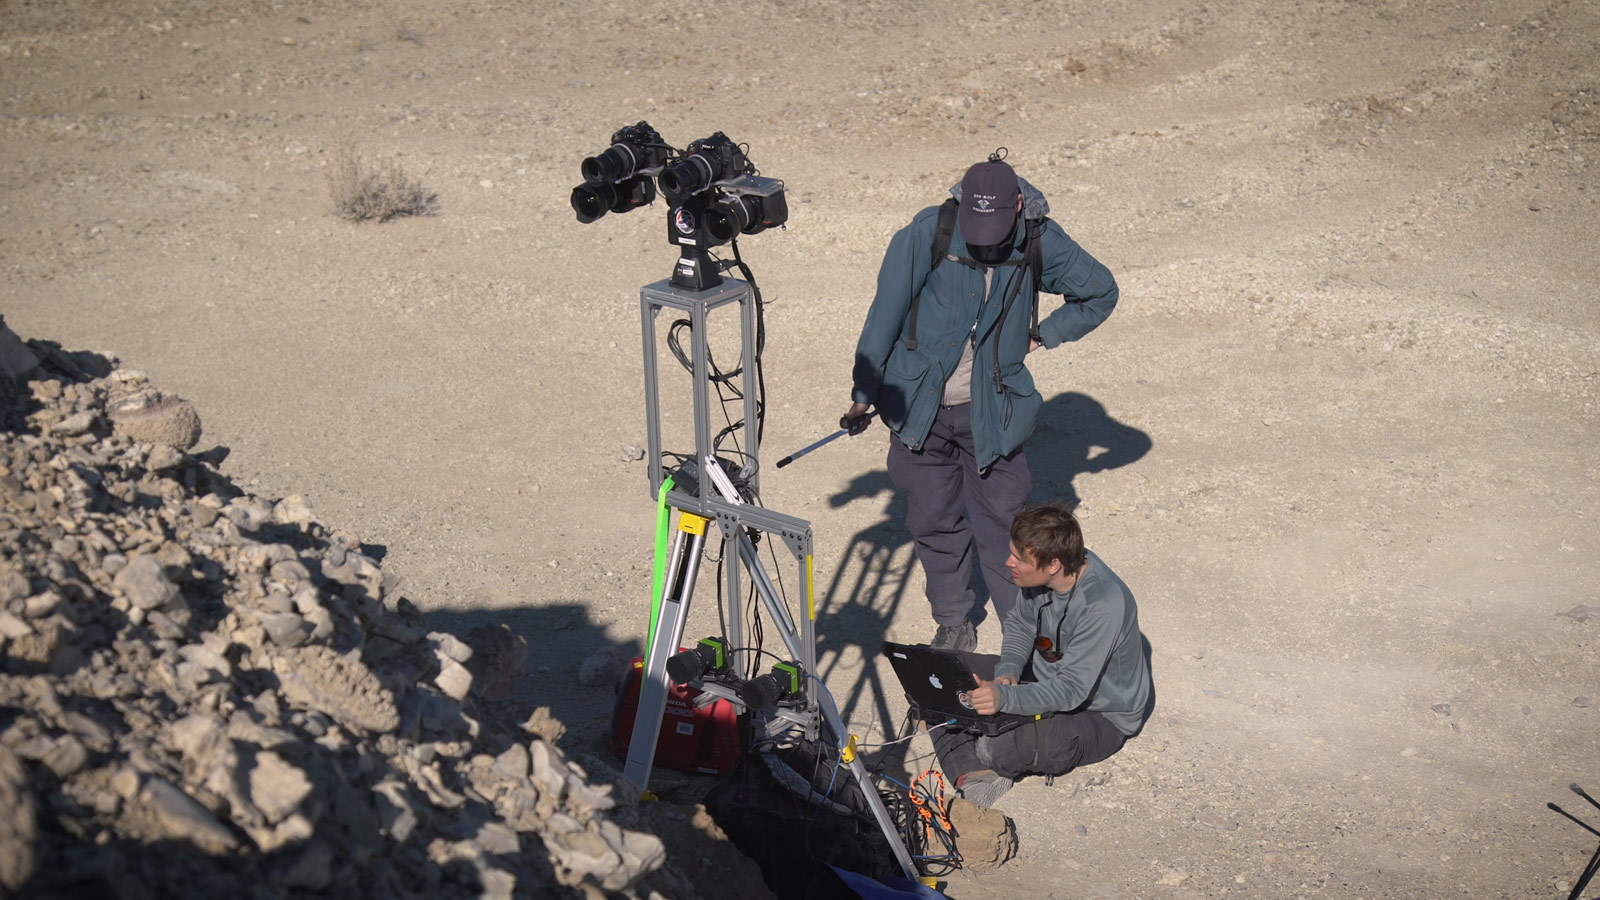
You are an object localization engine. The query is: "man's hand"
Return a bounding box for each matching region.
[967,675,1007,716]
[841,402,874,436]
[1027,338,1042,353]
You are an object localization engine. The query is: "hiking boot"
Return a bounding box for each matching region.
[930,619,977,654]
[955,768,1014,810]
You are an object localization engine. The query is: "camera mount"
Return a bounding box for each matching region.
[571,122,788,292]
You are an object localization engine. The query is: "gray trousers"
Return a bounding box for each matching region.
[927,653,1127,781]
[887,403,1032,626]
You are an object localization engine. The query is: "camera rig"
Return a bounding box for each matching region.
[571,122,788,291]
[568,121,918,881]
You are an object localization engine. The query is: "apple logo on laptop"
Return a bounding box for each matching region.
[927,674,942,690]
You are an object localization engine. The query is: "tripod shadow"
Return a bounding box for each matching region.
[815,472,915,741]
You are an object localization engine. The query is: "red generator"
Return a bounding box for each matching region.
[610,656,744,776]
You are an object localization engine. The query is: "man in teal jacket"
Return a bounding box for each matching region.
[843,155,1119,651]
[936,504,1154,809]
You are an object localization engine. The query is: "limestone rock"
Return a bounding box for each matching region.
[948,797,1017,870]
[109,393,202,449]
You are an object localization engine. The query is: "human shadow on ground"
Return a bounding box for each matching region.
[817,391,1151,780]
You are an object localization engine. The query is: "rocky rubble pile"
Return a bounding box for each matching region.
[0,319,751,899]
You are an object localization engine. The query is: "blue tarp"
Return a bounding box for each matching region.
[826,865,949,900]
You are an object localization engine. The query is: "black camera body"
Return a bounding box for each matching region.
[571,121,669,224]
[659,132,748,200]
[740,660,804,710]
[582,121,670,184]
[706,175,788,242]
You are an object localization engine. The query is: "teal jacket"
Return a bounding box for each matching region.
[851,178,1118,469]
[992,550,1155,736]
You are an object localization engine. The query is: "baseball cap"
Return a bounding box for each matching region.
[959,159,1020,246]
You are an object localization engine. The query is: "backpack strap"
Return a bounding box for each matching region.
[1027,217,1044,344]
[906,199,960,352]
[986,217,1045,392]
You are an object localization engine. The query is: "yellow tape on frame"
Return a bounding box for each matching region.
[806,554,816,620]
[678,513,709,536]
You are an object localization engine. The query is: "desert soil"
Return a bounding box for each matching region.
[4,0,1598,897]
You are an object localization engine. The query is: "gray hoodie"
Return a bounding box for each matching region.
[992,549,1155,736]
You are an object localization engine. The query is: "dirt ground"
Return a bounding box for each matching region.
[4,0,1598,897]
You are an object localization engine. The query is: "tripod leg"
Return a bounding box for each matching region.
[825,707,920,880]
[624,513,709,794]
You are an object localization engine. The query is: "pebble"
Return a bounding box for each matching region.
[112,554,178,611]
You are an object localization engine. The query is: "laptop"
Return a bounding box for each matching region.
[881,641,1035,737]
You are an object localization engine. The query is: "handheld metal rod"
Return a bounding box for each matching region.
[1574,782,1600,814]
[775,412,875,468]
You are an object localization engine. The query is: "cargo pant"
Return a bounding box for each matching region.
[928,652,1126,782]
[887,402,1032,627]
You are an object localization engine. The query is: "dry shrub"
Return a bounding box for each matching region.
[326,145,438,222]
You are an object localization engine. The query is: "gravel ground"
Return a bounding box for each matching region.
[4,1,1598,897]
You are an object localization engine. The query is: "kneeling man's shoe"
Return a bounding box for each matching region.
[955,768,1014,809]
[930,620,976,653]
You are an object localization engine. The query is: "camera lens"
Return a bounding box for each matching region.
[571,177,656,223]
[660,155,714,199]
[581,143,638,184]
[704,196,754,243]
[665,647,711,685]
[571,182,618,223]
[739,672,782,710]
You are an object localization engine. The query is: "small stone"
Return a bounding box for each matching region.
[1157,869,1190,887]
[621,444,646,461]
[0,611,32,639]
[492,743,529,781]
[1074,824,1087,836]
[1576,697,1591,708]
[142,777,239,853]
[1400,747,1418,757]
[428,632,473,664]
[43,735,89,778]
[477,821,520,855]
[250,751,314,825]
[1431,703,1451,716]
[111,767,141,799]
[258,611,311,648]
[577,648,623,687]
[50,411,97,437]
[113,554,179,610]
[272,494,315,526]
[434,658,473,701]
[145,444,184,472]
